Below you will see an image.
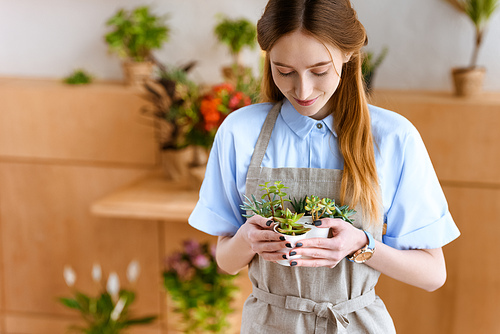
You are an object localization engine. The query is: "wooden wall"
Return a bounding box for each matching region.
[372,91,500,333]
[0,78,162,333]
[1,79,499,333]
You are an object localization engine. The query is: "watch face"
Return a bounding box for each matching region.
[356,251,373,263]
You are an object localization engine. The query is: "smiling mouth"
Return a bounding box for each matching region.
[294,97,318,106]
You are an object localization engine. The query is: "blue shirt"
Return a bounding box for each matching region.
[188,99,460,250]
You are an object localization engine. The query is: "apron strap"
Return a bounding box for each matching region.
[248,101,283,168]
[252,286,376,334]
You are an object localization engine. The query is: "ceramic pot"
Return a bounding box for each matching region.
[274,216,330,266]
[451,67,485,97]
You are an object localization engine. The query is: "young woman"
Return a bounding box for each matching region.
[189,0,460,332]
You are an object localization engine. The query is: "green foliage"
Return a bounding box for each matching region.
[361,47,388,92]
[143,62,200,150]
[163,240,239,334]
[242,181,357,235]
[305,196,356,223]
[59,280,156,333]
[63,69,93,85]
[214,15,257,65]
[443,0,499,67]
[105,6,170,62]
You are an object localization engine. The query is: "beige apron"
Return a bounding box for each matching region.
[240,102,396,333]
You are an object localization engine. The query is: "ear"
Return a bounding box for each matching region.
[343,52,354,63]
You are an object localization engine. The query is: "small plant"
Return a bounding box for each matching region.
[163,240,239,334]
[361,47,388,92]
[142,62,200,150]
[443,0,499,68]
[305,195,356,224]
[214,15,257,67]
[63,69,93,85]
[105,6,170,62]
[59,261,156,334]
[241,181,357,236]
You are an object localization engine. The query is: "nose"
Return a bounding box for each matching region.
[295,75,313,100]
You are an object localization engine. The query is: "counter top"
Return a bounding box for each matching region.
[90,171,199,221]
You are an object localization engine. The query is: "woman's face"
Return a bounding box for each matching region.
[269,30,349,120]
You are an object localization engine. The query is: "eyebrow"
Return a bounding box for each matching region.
[272,61,332,69]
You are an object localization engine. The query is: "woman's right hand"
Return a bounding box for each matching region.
[239,215,290,263]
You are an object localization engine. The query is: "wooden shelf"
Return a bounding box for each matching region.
[90,170,199,221]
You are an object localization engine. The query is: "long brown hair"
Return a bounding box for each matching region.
[257,0,381,227]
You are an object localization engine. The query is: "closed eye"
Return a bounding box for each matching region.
[313,71,328,77]
[277,70,295,77]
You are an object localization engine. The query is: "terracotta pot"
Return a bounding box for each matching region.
[451,67,485,97]
[122,60,155,88]
[274,216,330,266]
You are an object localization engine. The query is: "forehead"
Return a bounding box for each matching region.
[269,30,341,66]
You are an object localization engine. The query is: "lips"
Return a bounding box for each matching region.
[294,97,318,106]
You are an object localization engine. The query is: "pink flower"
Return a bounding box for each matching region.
[193,254,210,269]
[183,240,201,257]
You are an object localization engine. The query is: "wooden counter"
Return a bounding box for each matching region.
[90,170,199,221]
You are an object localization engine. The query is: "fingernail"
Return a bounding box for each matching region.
[282,254,287,259]
[314,220,322,226]
[296,243,303,247]
[285,243,292,248]
[290,251,297,256]
[290,261,298,266]
[266,220,273,226]
[279,236,285,241]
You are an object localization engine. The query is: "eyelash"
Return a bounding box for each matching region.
[277,71,329,77]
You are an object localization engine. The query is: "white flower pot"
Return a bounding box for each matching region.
[274,216,329,266]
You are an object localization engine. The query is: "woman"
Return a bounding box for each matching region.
[189,0,460,332]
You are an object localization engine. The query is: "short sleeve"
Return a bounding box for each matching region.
[382,128,460,250]
[188,117,246,236]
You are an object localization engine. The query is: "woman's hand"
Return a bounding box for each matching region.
[216,215,291,274]
[287,218,367,268]
[239,215,291,263]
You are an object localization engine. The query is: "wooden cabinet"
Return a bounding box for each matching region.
[371,90,500,333]
[1,80,499,333]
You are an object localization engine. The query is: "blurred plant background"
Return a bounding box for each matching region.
[59,261,156,334]
[163,240,239,334]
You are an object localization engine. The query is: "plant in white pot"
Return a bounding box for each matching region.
[105,6,170,88]
[241,181,356,266]
[443,0,499,96]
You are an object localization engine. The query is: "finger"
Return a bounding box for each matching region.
[290,247,345,263]
[289,258,341,269]
[260,250,290,263]
[247,215,275,229]
[248,229,285,243]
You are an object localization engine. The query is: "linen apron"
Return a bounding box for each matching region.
[240,102,396,334]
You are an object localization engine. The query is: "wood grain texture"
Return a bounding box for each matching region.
[0,77,156,166]
[371,90,500,185]
[0,162,160,318]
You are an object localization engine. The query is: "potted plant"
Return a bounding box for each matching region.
[443,0,499,96]
[105,6,170,87]
[163,240,239,334]
[361,47,388,94]
[213,15,257,84]
[59,261,156,333]
[241,181,356,266]
[142,61,202,180]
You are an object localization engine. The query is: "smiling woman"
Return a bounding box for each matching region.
[188,0,460,333]
[269,30,346,120]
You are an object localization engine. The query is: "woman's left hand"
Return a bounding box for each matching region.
[288,218,368,268]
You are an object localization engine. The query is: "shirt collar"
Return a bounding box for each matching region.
[280,99,337,139]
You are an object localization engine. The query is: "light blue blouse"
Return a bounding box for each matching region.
[188,99,460,250]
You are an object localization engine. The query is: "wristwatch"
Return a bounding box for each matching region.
[348,230,375,264]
